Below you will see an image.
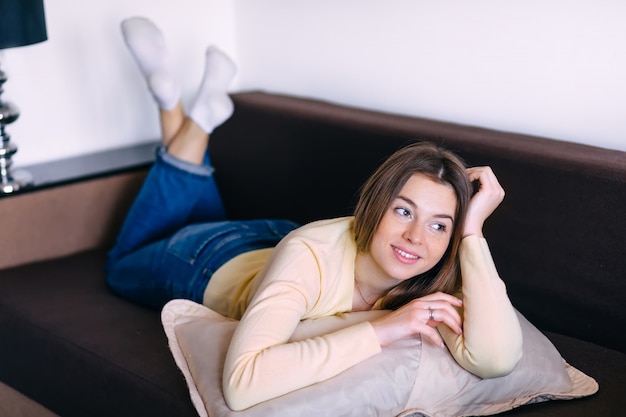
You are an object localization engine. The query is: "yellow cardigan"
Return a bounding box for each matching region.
[203,217,522,411]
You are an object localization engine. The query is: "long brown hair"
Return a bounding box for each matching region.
[352,141,471,310]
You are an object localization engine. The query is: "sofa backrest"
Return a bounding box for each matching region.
[212,91,626,353]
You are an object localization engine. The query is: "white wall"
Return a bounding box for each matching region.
[3,0,237,166]
[234,0,626,152]
[3,0,625,168]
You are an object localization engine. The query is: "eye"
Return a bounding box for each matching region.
[430,223,447,232]
[394,207,413,220]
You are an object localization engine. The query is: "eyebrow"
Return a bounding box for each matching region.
[396,196,455,223]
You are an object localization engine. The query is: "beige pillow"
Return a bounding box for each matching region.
[398,312,598,417]
[162,300,597,417]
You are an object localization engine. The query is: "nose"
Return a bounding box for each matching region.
[402,222,423,245]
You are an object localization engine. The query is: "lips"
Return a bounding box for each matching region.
[392,245,421,264]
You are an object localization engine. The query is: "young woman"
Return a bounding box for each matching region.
[108,17,523,411]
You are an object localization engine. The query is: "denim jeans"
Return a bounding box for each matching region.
[106,147,298,309]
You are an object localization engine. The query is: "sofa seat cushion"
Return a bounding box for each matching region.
[0,250,624,416]
[0,250,196,417]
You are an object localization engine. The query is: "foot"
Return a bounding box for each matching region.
[121,17,180,110]
[188,45,237,133]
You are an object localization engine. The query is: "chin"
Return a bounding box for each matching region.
[390,269,425,283]
[397,265,436,282]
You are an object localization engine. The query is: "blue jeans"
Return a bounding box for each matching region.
[106,147,299,309]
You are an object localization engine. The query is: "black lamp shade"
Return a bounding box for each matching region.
[0,0,47,49]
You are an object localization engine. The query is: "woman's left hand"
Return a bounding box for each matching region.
[463,167,505,238]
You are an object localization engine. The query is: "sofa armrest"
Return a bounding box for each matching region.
[0,170,147,270]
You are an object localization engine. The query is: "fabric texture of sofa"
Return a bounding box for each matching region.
[0,91,624,416]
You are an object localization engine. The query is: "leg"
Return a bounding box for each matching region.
[160,103,185,147]
[122,16,236,163]
[152,45,238,219]
[107,219,299,309]
[107,148,227,263]
[167,45,237,164]
[111,18,236,259]
[121,16,184,146]
[166,117,210,165]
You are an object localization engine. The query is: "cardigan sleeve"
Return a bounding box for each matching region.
[222,238,381,411]
[438,235,523,378]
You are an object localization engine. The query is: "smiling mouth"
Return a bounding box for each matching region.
[393,246,420,261]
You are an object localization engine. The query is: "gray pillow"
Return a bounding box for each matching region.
[162,300,597,417]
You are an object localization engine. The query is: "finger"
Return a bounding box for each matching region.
[420,325,446,348]
[466,166,493,176]
[428,307,463,335]
[410,298,464,331]
[467,166,497,182]
[426,302,463,327]
[422,299,463,317]
[412,292,463,307]
[466,166,490,182]
[476,167,503,193]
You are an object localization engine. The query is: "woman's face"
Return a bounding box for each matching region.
[366,173,457,285]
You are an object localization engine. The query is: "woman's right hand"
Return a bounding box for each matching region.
[370,292,463,348]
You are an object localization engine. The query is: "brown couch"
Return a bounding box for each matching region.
[1,92,624,416]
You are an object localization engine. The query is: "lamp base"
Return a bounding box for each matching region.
[1,168,32,194]
[0,64,34,195]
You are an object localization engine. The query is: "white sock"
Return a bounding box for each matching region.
[121,17,180,110]
[188,45,237,133]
